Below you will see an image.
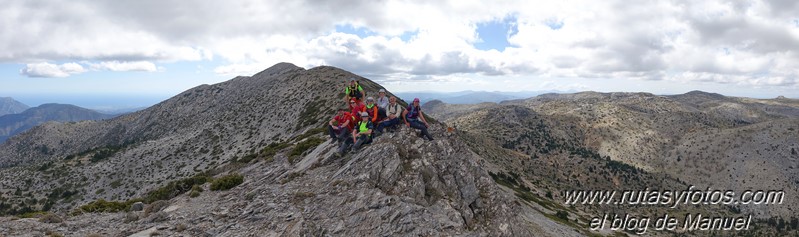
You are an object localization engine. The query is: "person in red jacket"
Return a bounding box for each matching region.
[328,107,354,144]
[349,99,365,117]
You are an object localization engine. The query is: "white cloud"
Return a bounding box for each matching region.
[19,61,160,77]
[20,62,86,78]
[89,61,158,72]
[3,0,799,90]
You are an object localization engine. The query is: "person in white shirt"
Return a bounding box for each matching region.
[375,96,403,135]
[376,89,389,109]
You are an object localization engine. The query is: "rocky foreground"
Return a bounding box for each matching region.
[0,125,582,236]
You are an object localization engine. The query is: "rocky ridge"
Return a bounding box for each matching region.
[0,63,584,236]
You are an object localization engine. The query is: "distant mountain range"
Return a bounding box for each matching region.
[394,90,574,104]
[0,97,29,116]
[0,103,114,142]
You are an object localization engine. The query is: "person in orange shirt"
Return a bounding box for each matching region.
[364,97,381,123]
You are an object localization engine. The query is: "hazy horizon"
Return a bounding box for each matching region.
[3,86,793,112]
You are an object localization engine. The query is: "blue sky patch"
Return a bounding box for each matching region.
[399,30,419,42]
[335,24,378,38]
[474,16,518,51]
[544,18,564,30]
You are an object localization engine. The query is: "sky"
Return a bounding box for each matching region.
[1,0,799,108]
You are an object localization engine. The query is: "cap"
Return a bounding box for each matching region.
[413,98,420,103]
[378,89,386,93]
[361,112,369,117]
[366,96,374,102]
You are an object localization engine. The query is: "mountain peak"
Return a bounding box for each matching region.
[683,90,724,97]
[251,62,304,78]
[0,103,112,143]
[0,97,29,116]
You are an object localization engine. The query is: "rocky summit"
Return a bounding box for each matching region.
[0,63,584,236]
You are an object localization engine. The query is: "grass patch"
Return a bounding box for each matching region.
[235,153,258,163]
[189,184,203,198]
[145,173,211,203]
[261,142,291,158]
[605,159,640,174]
[39,212,64,223]
[489,171,530,192]
[293,126,327,142]
[110,180,122,189]
[77,198,144,214]
[18,211,49,218]
[296,100,325,130]
[61,140,137,163]
[210,173,244,191]
[288,137,324,163]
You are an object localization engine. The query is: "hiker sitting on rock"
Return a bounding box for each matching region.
[375,96,403,135]
[336,112,374,156]
[349,98,365,117]
[376,89,389,109]
[351,112,374,151]
[344,78,365,103]
[328,106,354,144]
[364,97,382,124]
[375,89,389,121]
[403,98,434,141]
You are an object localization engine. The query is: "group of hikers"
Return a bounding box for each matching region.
[328,78,433,156]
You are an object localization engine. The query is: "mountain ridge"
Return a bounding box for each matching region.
[0,103,113,143]
[0,63,584,236]
[432,90,799,223]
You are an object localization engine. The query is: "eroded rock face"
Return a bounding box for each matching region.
[0,128,582,237]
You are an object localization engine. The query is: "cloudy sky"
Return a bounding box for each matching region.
[2,0,799,107]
